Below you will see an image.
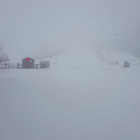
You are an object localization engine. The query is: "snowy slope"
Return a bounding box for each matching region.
[0,47,140,140]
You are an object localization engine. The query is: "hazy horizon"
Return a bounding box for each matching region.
[0,0,140,61]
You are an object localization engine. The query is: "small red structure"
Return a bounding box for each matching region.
[26,57,30,61]
[22,57,35,68]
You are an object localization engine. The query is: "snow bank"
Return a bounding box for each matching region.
[0,47,140,140]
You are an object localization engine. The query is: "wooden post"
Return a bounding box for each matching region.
[5,63,7,68]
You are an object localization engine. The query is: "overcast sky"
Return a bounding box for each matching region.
[0,0,140,61]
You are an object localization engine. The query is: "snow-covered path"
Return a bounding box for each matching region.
[0,47,140,140]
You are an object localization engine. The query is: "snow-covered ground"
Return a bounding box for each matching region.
[0,47,140,140]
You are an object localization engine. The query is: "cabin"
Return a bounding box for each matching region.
[22,57,35,68]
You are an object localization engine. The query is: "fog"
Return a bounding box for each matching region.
[1,1,140,140]
[1,0,140,60]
